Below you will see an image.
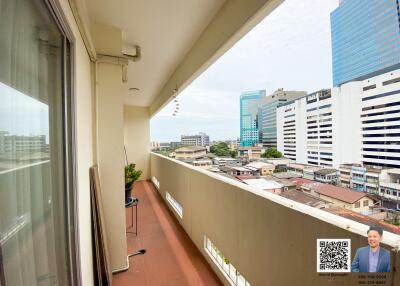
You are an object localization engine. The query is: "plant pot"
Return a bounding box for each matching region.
[125,184,133,204]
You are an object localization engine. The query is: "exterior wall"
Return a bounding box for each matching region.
[331,83,363,168]
[181,133,210,146]
[96,63,127,271]
[277,86,364,169]
[259,90,306,148]
[351,165,367,192]
[339,165,351,187]
[277,101,297,161]
[175,149,207,159]
[360,69,400,168]
[314,172,338,184]
[240,90,265,147]
[259,100,280,147]
[331,0,400,86]
[59,0,94,284]
[379,169,400,209]
[305,90,334,167]
[365,171,380,194]
[150,153,400,286]
[238,147,264,160]
[124,106,151,180]
[261,166,274,175]
[303,170,315,180]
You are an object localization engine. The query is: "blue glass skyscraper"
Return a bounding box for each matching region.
[331,0,400,86]
[240,90,265,147]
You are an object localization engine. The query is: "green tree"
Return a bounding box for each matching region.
[261,147,282,158]
[230,150,238,158]
[210,142,232,157]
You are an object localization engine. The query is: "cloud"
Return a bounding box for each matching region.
[151,0,339,142]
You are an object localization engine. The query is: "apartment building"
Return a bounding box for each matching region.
[277,89,358,168]
[339,164,352,188]
[380,169,400,209]
[339,163,400,209]
[174,146,207,159]
[360,70,400,168]
[238,146,265,160]
[181,132,210,147]
[278,69,400,169]
[0,132,47,153]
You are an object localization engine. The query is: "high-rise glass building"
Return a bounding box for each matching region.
[240,90,265,147]
[331,0,400,86]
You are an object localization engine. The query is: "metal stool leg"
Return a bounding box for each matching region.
[126,199,138,236]
[135,203,137,235]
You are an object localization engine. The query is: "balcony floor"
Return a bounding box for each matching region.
[113,180,222,286]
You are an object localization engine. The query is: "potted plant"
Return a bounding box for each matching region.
[125,163,142,204]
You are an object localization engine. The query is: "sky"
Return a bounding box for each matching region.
[150,0,339,143]
[0,82,49,139]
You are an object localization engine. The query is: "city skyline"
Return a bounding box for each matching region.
[150,0,339,142]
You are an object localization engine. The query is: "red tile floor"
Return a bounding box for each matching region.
[113,180,223,286]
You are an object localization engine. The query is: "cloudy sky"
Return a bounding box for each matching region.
[151,0,339,143]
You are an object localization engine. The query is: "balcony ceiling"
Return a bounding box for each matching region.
[85,0,225,107]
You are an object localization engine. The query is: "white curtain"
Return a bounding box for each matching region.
[0,0,69,285]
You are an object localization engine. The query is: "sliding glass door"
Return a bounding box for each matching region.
[0,0,76,285]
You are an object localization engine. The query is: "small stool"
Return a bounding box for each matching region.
[125,197,139,236]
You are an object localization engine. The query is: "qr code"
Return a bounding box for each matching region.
[317,239,351,272]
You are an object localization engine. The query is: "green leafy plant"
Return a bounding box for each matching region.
[210,142,236,157]
[125,163,142,187]
[261,147,283,158]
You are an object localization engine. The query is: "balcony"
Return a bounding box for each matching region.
[3,0,400,285]
[113,181,222,286]
[381,181,400,191]
[147,153,400,285]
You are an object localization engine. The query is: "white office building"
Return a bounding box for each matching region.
[181,132,210,147]
[359,70,400,168]
[277,69,400,169]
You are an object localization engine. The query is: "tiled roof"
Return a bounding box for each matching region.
[325,207,400,235]
[280,190,330,208]
[303,182,373,204]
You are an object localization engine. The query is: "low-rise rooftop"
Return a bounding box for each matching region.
[314,168,338,176]
[302,182,375,204]
[246,161,275,169]
[175,146,207,152]
[325,207,400,235]
[242,178,282,190]
[272,172,302,179]
[280,190,330,209]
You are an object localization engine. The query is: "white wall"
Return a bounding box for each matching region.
[124,106,151,180]
[59,0,94,284]
[332,83,363,168]
[96,62,127,271]
[296,98,308,164]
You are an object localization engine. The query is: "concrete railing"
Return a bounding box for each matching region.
[150,153,400,286]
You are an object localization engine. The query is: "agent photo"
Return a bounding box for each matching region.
[351,226,391,272]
